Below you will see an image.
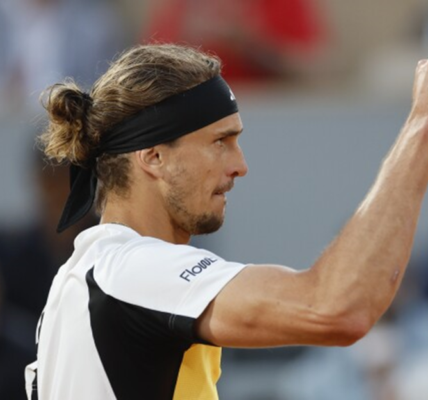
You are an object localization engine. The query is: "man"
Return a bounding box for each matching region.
[26,44,428,399]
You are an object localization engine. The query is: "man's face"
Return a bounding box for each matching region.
[162,112,248,236]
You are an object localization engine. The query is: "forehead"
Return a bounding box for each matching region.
[211,113,243,135]
[168,113,243,151]
[192,112,243,139]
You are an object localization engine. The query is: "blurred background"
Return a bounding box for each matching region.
[1,0,428,399]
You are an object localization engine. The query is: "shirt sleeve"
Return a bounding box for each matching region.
[93,237,247,344]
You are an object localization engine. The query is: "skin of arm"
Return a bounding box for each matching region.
[196,60,428,348]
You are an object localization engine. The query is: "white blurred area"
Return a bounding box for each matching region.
[1,1,428,399]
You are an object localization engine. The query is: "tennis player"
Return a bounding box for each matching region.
[25,44,428,400]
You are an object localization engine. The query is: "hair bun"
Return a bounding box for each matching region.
[39,81,97,165]
[81,92,93,105]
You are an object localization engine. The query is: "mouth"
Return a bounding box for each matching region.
[213,181,234,196]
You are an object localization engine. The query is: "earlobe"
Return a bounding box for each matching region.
[135,148,163,178]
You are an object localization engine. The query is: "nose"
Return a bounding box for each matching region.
[230,145,248,178]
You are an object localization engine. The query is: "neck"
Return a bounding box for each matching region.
[100,196,191,245]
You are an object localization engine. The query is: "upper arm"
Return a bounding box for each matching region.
[195,264,366,348]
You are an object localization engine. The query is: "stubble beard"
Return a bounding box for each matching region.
[166,181,225,236]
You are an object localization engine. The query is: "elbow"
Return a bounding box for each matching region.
[333,317,370,347]
[307,302,372,346]
[324,314,371,347]
[311,293,377,346]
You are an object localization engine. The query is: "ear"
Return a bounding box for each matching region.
[134,147,164,179]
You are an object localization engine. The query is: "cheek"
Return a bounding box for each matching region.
[170,148,221,192]
[167,164,201,198]
[185,169,216,204]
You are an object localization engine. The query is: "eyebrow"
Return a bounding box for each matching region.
[216,127,244,138]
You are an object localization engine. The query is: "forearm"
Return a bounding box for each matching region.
[196,62,428,349]
[313,116,428,329]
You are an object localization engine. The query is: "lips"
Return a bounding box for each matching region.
[213,181,234,196]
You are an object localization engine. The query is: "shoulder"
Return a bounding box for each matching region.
[86,225,247,317]
[122,236,225,273]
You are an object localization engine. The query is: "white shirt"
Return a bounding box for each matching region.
[25,224,246,400]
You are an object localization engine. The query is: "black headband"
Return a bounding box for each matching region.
[57,75,239,233]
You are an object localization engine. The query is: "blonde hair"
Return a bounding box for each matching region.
[39,44,221,212]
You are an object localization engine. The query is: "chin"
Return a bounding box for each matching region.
[190,213,224,236]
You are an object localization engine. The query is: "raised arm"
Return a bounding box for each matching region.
[196,60,428,348]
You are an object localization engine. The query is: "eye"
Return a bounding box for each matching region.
[215,137,226,146]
